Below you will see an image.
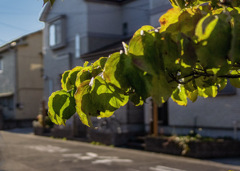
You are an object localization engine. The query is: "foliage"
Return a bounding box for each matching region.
[46,0,240,127]
[32,114,54,128]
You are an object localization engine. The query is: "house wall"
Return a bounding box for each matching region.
[87,2,123,52]
[168,89,240,138]
[43,0,88,99]
[42,0,171,136]
[169,90,240,128]
[0,49,16,119]
[15,31,43,119]
[0,50,16,95]
[122,0,150,35]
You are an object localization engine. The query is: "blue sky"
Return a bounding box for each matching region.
[0,0,44,46]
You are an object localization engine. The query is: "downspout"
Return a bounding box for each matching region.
[12,44,19,119]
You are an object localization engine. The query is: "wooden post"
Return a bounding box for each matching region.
[153,102,158,136]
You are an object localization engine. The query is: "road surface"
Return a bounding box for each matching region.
[0,129,239,171]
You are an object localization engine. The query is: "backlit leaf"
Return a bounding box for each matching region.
[75,80,93,127]
[195,14,231,68]
[229,70,240,88]
[103,52,129,90]
[171,85,188,106]
[61,70,70,91]
[48,90,76,125]
[66,66,83,90]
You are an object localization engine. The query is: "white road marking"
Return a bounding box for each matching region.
[62,153,97,160]
[62,152,133,165]
[26,145,69,153]
[92,158,133,165]
[149,165,186,171]
[26,145,133,166]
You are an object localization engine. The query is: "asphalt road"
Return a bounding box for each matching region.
[0,130,240,171]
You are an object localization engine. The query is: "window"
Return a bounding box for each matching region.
[0,58,3,73]
[75,34,81,58]
[49,15,66,49]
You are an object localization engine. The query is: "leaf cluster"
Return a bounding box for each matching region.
[48,0,240,127]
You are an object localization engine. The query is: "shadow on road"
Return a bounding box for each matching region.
[4,128,33,134]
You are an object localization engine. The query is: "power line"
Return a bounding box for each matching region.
[0,21,30,32]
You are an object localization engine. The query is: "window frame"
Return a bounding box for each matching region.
[48,15,66,50]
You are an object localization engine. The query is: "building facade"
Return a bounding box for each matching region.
[0,30,43,129]
[39,0,171,140]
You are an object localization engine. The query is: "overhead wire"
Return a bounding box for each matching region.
[0,21,30,32]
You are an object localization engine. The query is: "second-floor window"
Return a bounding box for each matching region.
[49,15,66,49]
[0,58,3,73]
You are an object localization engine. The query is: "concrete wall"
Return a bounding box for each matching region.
[15,31,43,119]
[167,89,240,138]
[169,90,240,129]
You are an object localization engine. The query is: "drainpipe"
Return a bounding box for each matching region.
[12,44,18,120]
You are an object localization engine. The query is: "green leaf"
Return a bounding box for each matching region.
[171,85,188,106]
[61,70,70,91]
[75,68,92,88]
[130,27,156,74]
[197,87,208,98]
[104,52,129,90]
[161,7,202,37]
[151,73,176,105]
[229,16,240,63]
[186,89,198,102]
[229,70,240,88]
[179,34,197,67]
[92,57,107,69]
[129,30,163,75]
[195,14,231,68]
[75,76,129,127]
[48,90,76,125]
[90,76,129,118]
[133,25,155,38]
[168,0,178,8]
[66,66,83,90]
[204,85,218,97]
[75,80,93,127]
[124,55,152,100]
[217,78,227,91]
[161,33,181,73]
[195,76,216,88]
[129,93,144,106]
[231,0,240,7]
[159,8,181,33]
[184,80,197,92]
